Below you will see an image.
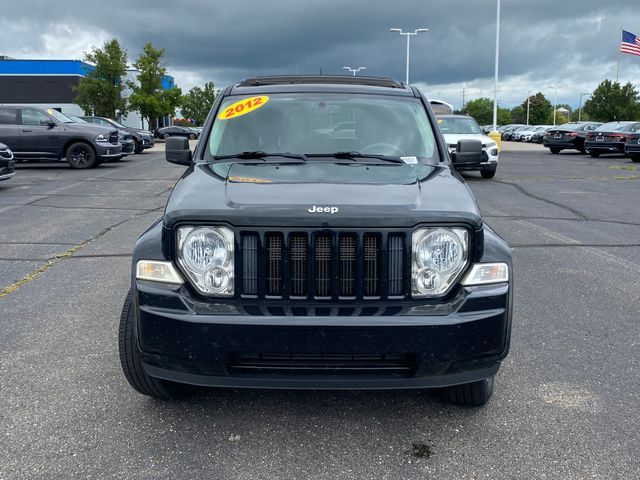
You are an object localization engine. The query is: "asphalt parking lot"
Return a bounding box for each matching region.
[1,142,639,479]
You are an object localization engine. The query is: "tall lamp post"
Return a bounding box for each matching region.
[526,90,532,126]
[389,28,429,84]
[578,92,591,122]
[343,66,367,76]
[491,0,501,131]
[552,85,558,126]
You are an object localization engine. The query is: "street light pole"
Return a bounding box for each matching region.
[389,28,429,84]
[492,0,501,131]
[342,66,367,76]
[578,92,591,122]
[526,90,532,126]
[553,85,558,126]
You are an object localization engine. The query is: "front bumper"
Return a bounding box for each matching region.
[121,139,135,155]
[134,279,511,389]
[0,159,15,181]
[95,141,123,159]
[142,137,155,149]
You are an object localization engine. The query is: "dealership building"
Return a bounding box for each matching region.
[0,56,175,129]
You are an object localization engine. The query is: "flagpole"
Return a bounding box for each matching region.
[616,27,621,83]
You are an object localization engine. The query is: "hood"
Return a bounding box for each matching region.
[442,133,494,147]
[65,122,113,135]
[164,161,482,229]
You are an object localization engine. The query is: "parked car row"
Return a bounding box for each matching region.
[0,105,155,175]
[155,126,201,140]
[543,121,640,161]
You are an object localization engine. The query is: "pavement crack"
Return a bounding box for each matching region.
[493,179,587,220]
[0,207,162,300]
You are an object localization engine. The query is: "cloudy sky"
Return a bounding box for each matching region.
[1,0,639,109]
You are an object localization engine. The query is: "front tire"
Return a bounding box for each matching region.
[481,165,497,179]
[163,133,170,140]
[133,139,143,154]
[188,133,196,140]
[66,142,97,169]
[549,147,561,154]
[589,151,600,158]
[119,290,192,400]
[439,377,495,407]
[630,154,640,163]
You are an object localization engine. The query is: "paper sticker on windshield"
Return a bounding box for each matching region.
[218,96,269,120]
[401,156,418,164]
[228,176,272,183]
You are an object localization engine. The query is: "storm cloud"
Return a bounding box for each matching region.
[1,0,638,108]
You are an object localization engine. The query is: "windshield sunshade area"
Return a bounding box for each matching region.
[207,94,439,162]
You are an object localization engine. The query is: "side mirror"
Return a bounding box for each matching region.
[166,136,192,165]
[41,120,56,128]
[482,127,491,134]
[451,139,483,168]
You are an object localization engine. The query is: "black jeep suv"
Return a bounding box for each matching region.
[0,106,122,168]
[119,76,513,407]
[81,116,155,153]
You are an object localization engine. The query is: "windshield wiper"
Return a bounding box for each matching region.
[307,151,406,164]
[213,151,308,161]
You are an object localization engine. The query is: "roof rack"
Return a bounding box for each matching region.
[237,75,405,89]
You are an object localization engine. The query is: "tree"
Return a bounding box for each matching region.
[180,82,218,125]
[74,39,128,118]
[128,42,182,129]
[521,92,552,125]
[497,108,513,125]
[463,97,493,125]
[510,105,526,124]
[583,80,640,122]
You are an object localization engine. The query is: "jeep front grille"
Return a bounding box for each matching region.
[239,230,408,300]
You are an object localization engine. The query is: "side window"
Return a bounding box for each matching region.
[21,108,52,126]
[97,119,110,127]
[0,108,18,125]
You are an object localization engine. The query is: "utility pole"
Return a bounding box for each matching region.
[578,92,591,122]
[389,28,429,84]
[526,90,532,125]
[462,87,466,111]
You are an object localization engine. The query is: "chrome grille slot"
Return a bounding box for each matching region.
[290,233,308,297]
[388,234,404,296]
[363,234,380,296]
[339,234,356,297]
[266,233,283,296]
[242,233,259,295]
[314,233,332,297]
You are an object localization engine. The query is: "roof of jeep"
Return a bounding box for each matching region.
[229,75,416,97]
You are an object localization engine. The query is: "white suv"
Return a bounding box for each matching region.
[437,115,499,178]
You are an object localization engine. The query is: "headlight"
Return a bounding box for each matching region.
[412,228,468,297]
[95,133,109,141]
[485,141,497,148]
[176,226,234,296]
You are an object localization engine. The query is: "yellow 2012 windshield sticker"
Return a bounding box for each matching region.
[218,96,269,120]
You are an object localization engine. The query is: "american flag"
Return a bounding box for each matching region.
[621,30,640,56]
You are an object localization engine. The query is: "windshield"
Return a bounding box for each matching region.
[46,109,75,124]
[65,114,88,123]
[207,93,438,161]
[437,117,483,135]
